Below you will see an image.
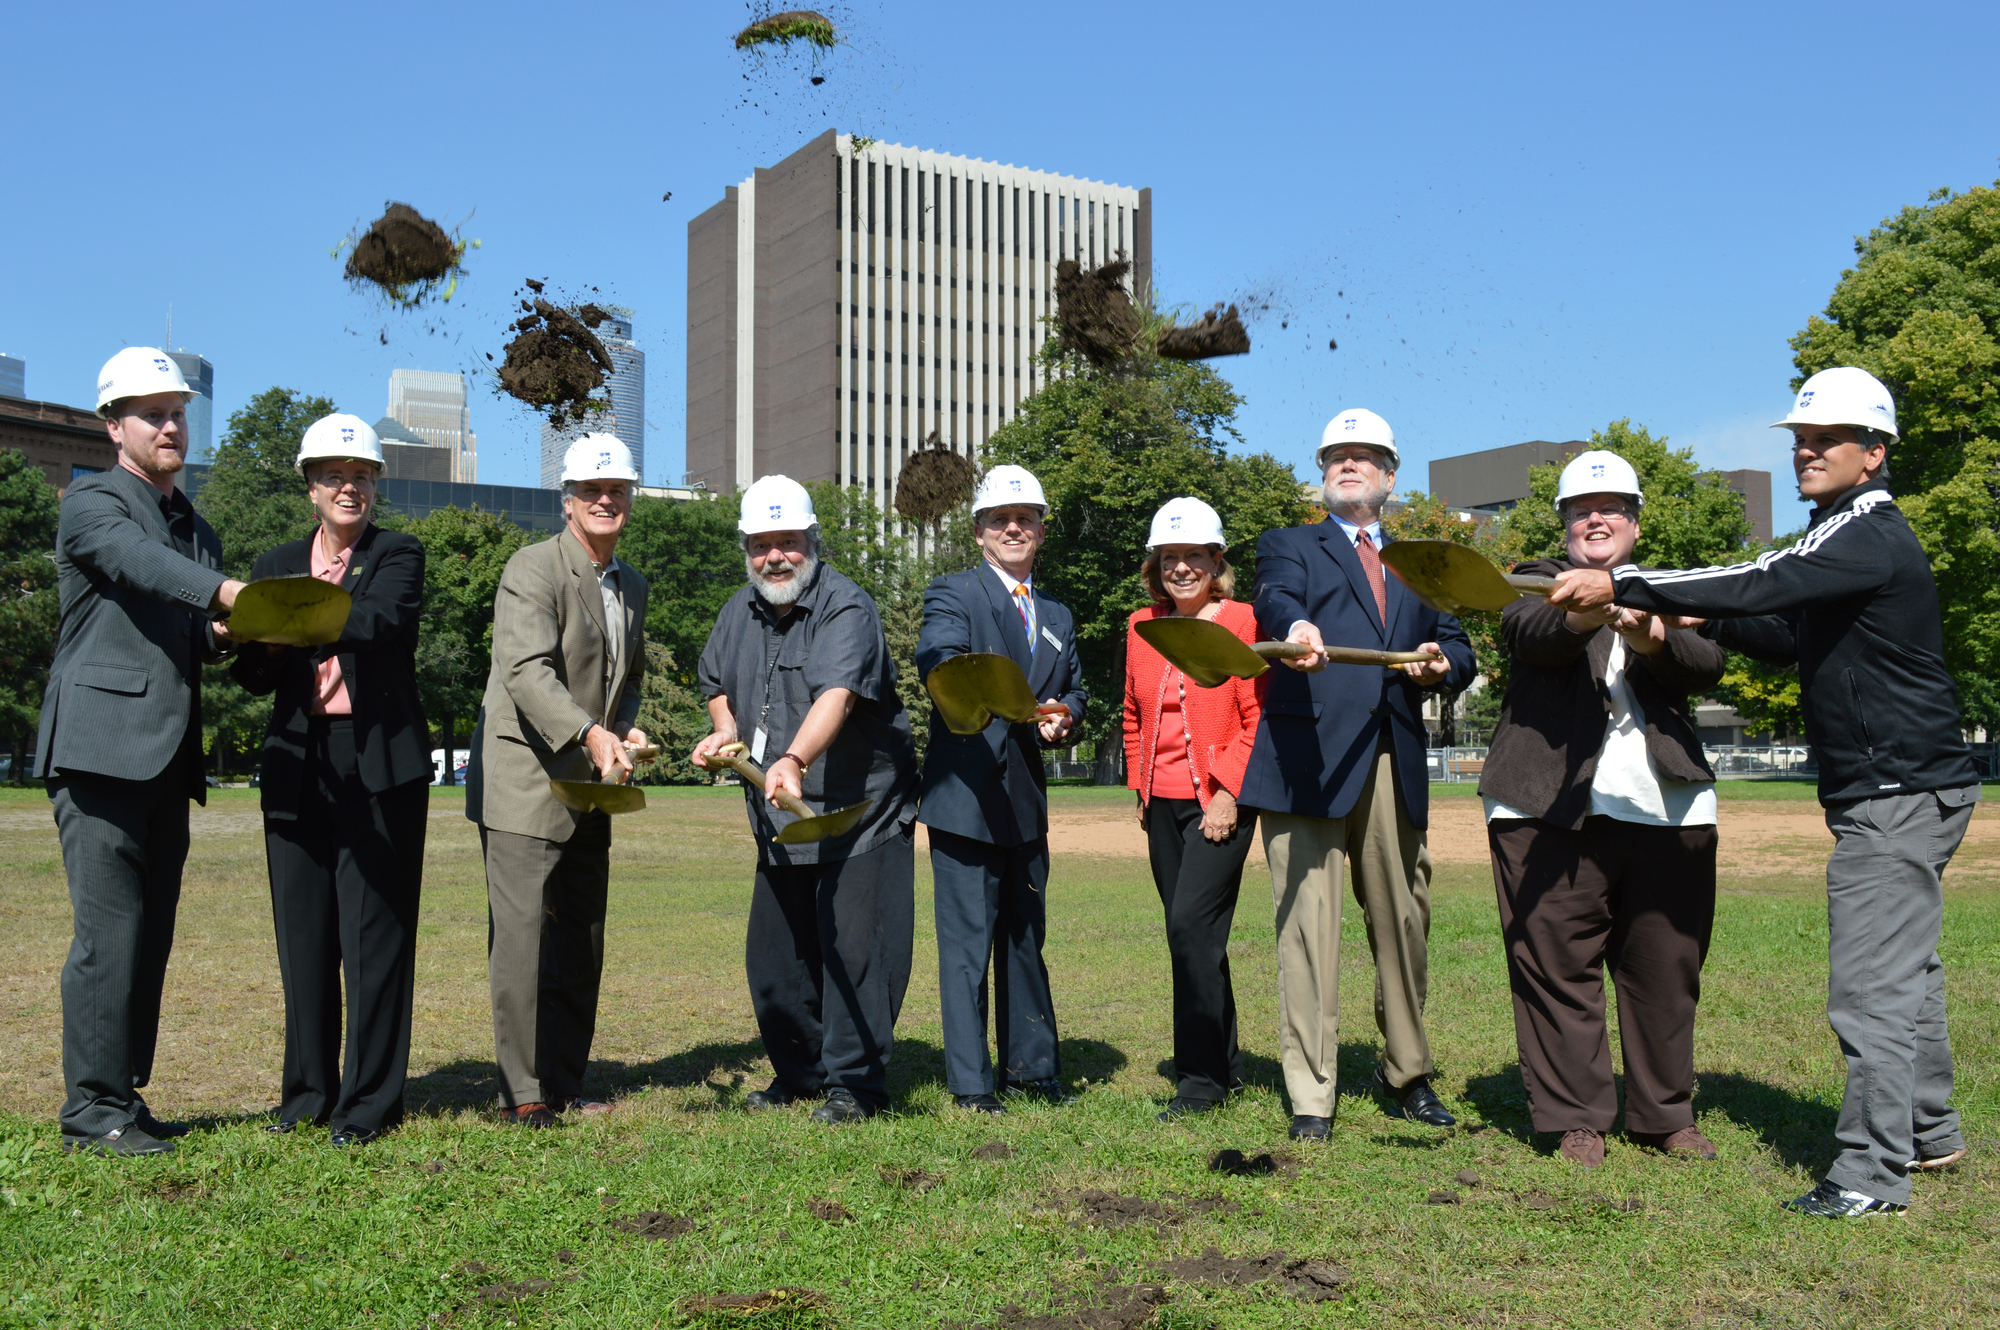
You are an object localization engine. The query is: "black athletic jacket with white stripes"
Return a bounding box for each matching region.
[1608,478,1977,807]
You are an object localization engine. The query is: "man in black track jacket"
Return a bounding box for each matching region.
[1550,367,1980,1219]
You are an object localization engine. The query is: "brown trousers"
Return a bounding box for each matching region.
[1488,816,1716,1135]
[1262,746,1434,1118]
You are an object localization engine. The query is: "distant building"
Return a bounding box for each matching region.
[1429,439,1772,542]
[688,128,1151,498]
[372,416,455,483]
[0,395,115,496]
[0,354,23,399]
[167,352,214,463]
[386,369,477,482]
[182,463,565,536]
[539,306,645,488]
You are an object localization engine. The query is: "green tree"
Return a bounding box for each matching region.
[1384,487,1524,710]
[982,343,1310,744]
[406,506,531,780]
[1503,419,1753,568]
[618,492,744,689]
[1787,179,2000,732]
[1789,180,2000,496]
[0,452,61,781]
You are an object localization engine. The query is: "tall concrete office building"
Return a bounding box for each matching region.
[0,354,23,399]
[538,306,645,488]
[167,352,214,462]
[386,368,477,482]
[687,129,1150,498]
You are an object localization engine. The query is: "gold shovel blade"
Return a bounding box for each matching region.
[774,797,874,845]
[925,652,1044,734]
[1134,616,1270,687]
[229,576,353,646]
[1377,541,1523,615]
[549,779,648,815]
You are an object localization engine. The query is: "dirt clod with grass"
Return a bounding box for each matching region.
[1154,304,1250,360]
[681,1286,832,1324]
[1054,259,1142,368]
[498,288,615,428]
[971,1140,1013,1161]
[610,1210,693,1240]
[1153,1247,1351,1301]
[806,1197,852,1223]
[895,435,977,525]
[1207,1147,1292,1177]
[735,10,837,53]
[344,203,467,306]
[881,1166,943,1193]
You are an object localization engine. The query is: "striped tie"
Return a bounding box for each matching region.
[1014,584,1035,656]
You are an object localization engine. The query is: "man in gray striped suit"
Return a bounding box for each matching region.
[35,349,246,1156]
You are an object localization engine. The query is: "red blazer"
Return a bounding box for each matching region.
[1123,599,1266,809]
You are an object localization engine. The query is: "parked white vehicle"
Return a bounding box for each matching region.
[431,748,469,786]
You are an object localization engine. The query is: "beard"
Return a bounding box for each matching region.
[1323,476,1389,517]
[747,550,818,607]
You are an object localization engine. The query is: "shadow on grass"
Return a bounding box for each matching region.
[1694,1070,1840,1173]
[1464,1064,1535,1143]
[406,1039,773,1115]
[1152,1050,1288,1095]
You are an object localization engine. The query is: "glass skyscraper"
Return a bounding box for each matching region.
[387,369,478,482]
[0,354,23,399]
[539,306,645,487]
[167,352,214,462]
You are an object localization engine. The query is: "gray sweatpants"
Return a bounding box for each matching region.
[1823,784,1977,1203]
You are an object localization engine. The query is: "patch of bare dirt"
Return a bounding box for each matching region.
[1155,305,1250,360]
[1058,1190,1241,1232]
[344,203,466,306]
[497,281,615,428]
[1153,1248,1351,1301]
[609,1210,692,1240]
[681,1286,832,1323]
[1207,1148,1296,1178]
[479,1278,556,1305]
[971,1140,1014,1161]
[1055,259,1141,368]
[880,1166,942,1193]
[807,1197,852,1223]
[972,1280,1168,1330]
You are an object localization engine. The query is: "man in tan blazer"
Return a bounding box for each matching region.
[467,436,649,1127]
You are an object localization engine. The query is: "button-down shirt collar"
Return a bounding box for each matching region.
[1330,513,1384,547]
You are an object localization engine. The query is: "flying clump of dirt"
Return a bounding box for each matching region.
[1054,259,1142,368]
[497,279,615,428]
[1155,304,1251,360]
[341,202,473,307]
[735,9,837,53]
[895,432,977,525]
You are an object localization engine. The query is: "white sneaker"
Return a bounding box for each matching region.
[1780,1180,1906,1218]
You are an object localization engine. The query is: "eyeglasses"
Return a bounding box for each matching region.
[1565,503,1634,524]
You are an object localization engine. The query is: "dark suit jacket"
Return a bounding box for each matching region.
[1239,520,1476,828]
[1479,557,1723,830]
[35,466,230,798]
[915,563,1088,848]
[230,524,430,817]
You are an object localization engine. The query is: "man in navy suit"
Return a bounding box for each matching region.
[915,465,1087,1114]
[1240,408,1477,1140]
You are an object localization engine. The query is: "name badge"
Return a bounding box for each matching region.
[1040,625,1063,652]
[750,727,768,764]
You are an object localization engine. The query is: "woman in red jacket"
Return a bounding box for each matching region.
[1123,498,1267,1122]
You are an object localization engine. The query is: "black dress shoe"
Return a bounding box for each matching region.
[264,1120,301,1135]
[811,1089,872,1125]
[62,1125,174,1156]
[744,1081,806,1111]
[1372,1067,1456,1128]
[955,1093,1007,1114]
[1289,1114,1332,1141]
[1001,1078,1073,1105]
[1156,1096,1223,1123]
[330,1126,381,1148]
[134,1106,190,1140]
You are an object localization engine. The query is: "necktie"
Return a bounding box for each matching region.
[1014,583,1035,657]
[1355,531,1388,625]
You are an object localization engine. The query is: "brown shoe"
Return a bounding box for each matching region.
[1559,1128,1605,1168]
[510,1102,558,1129]
[560,1097,615,1117]
[1633,1126,1717,1160]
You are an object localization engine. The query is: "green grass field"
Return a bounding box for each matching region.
[0,783,1995,1328]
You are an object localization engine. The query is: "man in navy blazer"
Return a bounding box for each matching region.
[915,465,1086,1114]
[1239,408,1476,1141]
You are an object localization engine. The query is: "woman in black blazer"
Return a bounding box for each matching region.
[231,414,429,1146]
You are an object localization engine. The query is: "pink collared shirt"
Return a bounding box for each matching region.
[309,529,354,716]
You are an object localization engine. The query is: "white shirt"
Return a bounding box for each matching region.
[987,560,1036,646]
[1485,633,1717,827]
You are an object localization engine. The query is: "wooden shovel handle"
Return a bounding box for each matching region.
[626,745,661,762]
[715,743,815,820]
[1036,702,1071,718]
[1253,642,1439,667]
[1251,641,1312,661]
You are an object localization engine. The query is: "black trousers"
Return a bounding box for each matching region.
[1145,797,1257,1102]
[50,768,191,1139]
[1488,816,1716,1135]
[930,827,1060,1095]
[747,830,915,1110]
[265,717,428,1134]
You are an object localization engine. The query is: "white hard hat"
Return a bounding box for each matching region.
[1316,408,1400,472]
[95,347,197,417]
[739,474,817,535]
[1555,449,1644,512]
[295,413,386,477]
[1772,366,1899,441]
[560,433,640,484]
[1147,497,1227,550]
[971,464,1048,517]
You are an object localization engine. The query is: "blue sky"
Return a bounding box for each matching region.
[4,1,1995,533]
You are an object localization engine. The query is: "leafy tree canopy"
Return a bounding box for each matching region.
[405,505,530,751]
[196,387,331,578]
[1789,180,2000,496]
[0,452,62,760]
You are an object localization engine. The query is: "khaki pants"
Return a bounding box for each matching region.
[1261,745,1433,1117]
